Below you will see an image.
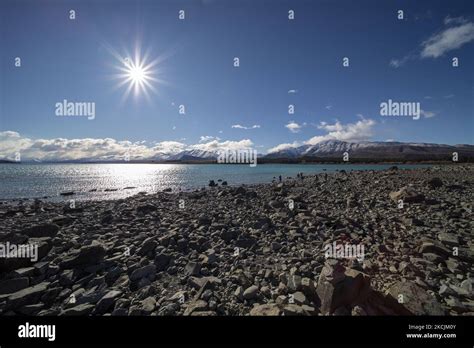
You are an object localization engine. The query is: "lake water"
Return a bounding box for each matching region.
[0,163,431,201]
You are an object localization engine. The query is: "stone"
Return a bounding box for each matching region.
[141,296,156,313]
[234,286,244,301]
[287,274,302,292]
[59,242,106,269]
[250,304,281,316]
[184,300,207,316]
[291,291,307,305]
[0,277,30,295]
[154,253,171,271]
[61,303,95,316]
[423,253,444,264]
[130,264,156,281]
[136,204,156,214]
[94,290,122,314]
[22,223,59,238]
[419,242,451,258]
[387,281,444,315]
[243,285,259,300]
[301,277,316,297]
[7,282,50,309]
[438,233,459,246]
[316,263,371,315]
[138,237,157,256]
[282,304,309,316]
[184,262,201,277]
[389,187,424,203]
[426,177,443,189]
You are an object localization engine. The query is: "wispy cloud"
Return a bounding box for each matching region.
[199,135,221,142]
[287,89,298,94]
[390,17,474,67]
[444,16,468,26]
[231,124,261,130]
[420,109,436,118]
[421,21,474,58]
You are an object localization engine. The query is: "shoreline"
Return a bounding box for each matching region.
[0,165,473,316]
[0,163,435,204]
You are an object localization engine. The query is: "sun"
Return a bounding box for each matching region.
[123,57,151,91]
[108,44,165,102]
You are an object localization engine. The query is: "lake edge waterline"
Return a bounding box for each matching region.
[0,163,433,202]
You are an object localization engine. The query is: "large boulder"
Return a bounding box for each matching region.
[386,281,445,315]
[59,242,106,269]
[316,259,371,315]
[389,187,424,203]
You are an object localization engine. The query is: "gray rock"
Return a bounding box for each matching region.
[22,224,59,238]
[138,237,157,256]
[0,277,30,295]
[184,262,201,277]
[154,253,171,271]
[60,242,106,269]
[61,303,95,316]
[250,303,281,316]
[7,282,50,309]
[94,290,122,314]
[130,264,156,281]
[387,281,444,315]
[243,285,259,300]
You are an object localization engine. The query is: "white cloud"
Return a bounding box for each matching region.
[420,109,436,118]
[285,121,306,133]
[267,141,302,154]
[306,118,376,145]
[288,89,298,94]
[199,135,221,143]
[268,118,376,154]
[190,139,253,152]
[325,105,332,110]
[231,124,260,130]
[421,22,474,58]
[0,131,253,161]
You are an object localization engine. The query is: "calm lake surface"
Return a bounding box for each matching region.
[0,163,432,201]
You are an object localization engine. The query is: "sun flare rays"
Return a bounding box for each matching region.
[108,44,166,102]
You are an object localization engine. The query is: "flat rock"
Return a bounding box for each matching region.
[22,223,59,238]
[250,304,281,316]
[387,281,444,315]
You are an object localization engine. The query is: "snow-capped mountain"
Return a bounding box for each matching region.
[167,149,219,161]
[265,140,474,160]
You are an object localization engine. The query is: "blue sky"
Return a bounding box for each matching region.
[1,0,473,160]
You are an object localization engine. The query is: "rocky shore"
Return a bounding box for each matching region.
[0,165,473,316]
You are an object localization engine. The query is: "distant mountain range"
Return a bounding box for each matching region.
[161,140,474,162]
[264,140,474,161]
[3,140,474,163]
